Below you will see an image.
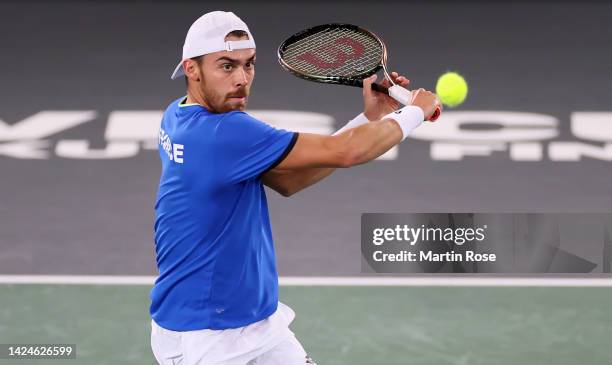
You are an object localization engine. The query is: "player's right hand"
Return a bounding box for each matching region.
[411,88,441,121]
[362,72,411,121]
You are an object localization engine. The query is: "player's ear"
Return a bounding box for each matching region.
[184,59,201,82]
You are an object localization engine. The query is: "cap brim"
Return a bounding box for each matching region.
[170,60,184,80]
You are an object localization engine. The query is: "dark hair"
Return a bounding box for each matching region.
[226,30,248,38]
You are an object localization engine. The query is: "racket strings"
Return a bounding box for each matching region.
[281,27,382,77]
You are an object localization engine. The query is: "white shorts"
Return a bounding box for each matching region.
[151,302,313,365]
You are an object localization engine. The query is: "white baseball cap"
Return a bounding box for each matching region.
[170,11,256,80]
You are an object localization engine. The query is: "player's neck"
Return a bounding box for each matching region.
[185,87,212,111]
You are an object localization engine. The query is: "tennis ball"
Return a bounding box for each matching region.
[435,72,468,107]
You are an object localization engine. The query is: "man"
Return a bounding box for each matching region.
[150,10,439,365]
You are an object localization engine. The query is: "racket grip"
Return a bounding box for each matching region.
[387,85,413,105]
[387,85,441,122]
[370,82,389,94]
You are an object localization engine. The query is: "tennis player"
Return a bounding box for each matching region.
[150,10,439,365]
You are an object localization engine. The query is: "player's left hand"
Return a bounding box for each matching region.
[363,71,410,121]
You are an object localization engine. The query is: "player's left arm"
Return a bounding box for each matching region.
[262,72,410,197]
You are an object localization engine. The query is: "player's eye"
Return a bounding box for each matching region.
[221,63,233,71]
[245,61,255,69]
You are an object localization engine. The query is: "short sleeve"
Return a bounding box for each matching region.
[215,111,298,183]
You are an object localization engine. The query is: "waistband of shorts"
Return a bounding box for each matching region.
[151,319,185,338]
[150,301,294,336]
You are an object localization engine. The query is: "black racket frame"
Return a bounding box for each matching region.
[277,23,390,94]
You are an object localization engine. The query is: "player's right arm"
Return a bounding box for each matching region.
[274,88,439,170]
[276,122,399,169]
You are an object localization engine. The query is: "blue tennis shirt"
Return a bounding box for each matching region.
[150,97,298,331]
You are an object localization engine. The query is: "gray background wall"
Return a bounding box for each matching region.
[1,1,611,275]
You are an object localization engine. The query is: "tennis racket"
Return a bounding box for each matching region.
[278,23,441,121]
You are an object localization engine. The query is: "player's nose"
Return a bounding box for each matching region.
[234,68,248,86]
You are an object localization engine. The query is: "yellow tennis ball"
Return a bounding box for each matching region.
[435,72,468,107]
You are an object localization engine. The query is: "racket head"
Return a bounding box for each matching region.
[278,23,388,88]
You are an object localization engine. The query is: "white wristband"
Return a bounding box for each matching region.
[383,106,425,141]
[332,113,370,136]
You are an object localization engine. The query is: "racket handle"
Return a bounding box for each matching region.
[370,82,389,94]
[376,84,441,122]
